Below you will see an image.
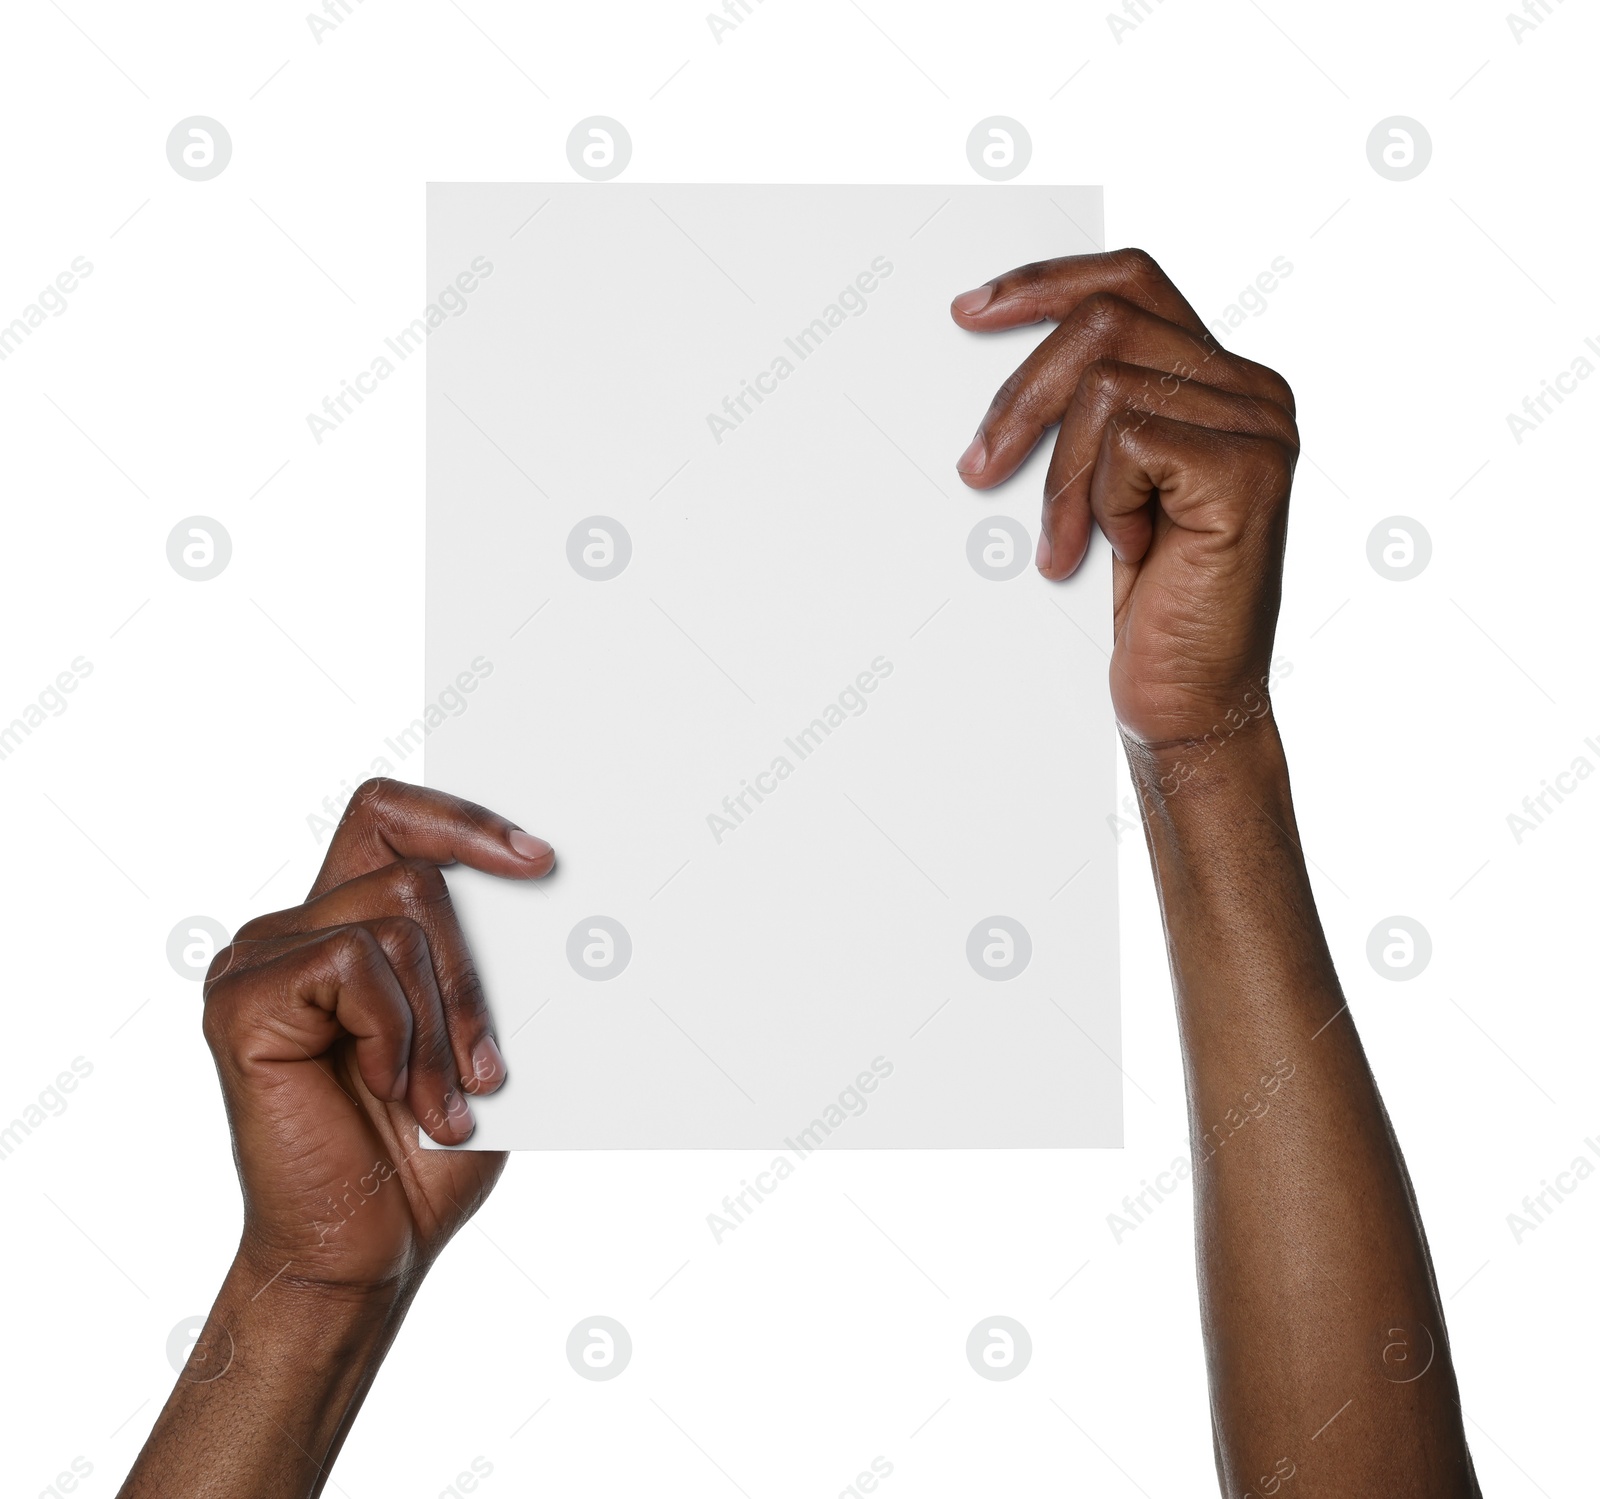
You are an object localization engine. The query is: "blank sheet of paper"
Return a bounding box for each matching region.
[424,183,1120,1149]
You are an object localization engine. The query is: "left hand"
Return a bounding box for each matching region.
[951,248,1299,752]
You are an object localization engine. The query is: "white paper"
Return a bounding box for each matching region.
[423,183,1120,1148]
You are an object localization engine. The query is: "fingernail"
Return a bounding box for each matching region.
[956,433,987,476]
[444,1089,475,1137]
[508,828,552,862]
[953,284,994,315]
[1036,529,1053,573]
[467,1035,506,1093]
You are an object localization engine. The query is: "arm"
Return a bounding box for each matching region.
[119,781,555,1499]
[116,1265,413,1497]
[953,250,1478,1495]
[1134,723,1473,1493]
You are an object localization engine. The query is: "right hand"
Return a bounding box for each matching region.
[201,779,555,1296]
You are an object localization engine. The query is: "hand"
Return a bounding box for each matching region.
[202,779,554,1296]
[951,248,1299,752]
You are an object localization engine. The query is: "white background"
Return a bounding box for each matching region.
[0,1,1593,1495]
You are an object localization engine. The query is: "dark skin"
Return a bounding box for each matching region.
[119,781,554,1497]
[953,249,1477,1494]
[121,249,1478,1497]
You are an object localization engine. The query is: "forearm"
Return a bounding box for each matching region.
[1131,716,1476,1496]
[118,1254,414,1499]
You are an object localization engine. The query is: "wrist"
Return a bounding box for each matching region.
[1123,710,1291,824]
[121,1257,415,1499]
[231,1232,422,1315]
[1121,709,1343,1052]
[227,1254,409,1321]
[1122,711,1313,928]
[1121,709,1334,999]
[212,1247,416,1398]
[189,1256,409,1414]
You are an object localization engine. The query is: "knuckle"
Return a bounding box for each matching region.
[200,997,227,1052]
[993,258,1051,298]
[1112,246,1165,287]
[1235,355,1296,419]
[456,795,502,839]
[1195,331,1228,370]
[1078,357,1128,399]
[369,914,432,972]
[203,942,243,991]
[990,366,1030,413]
[1104,407,1149,453]
[988,361,1049,425]
[199,966,249,1049]
[1073,290,1128,340]
[329,923,387,978]
[352,774,398,805]
[385,856,449,910]
[1245,437,1296,498]
[412,1021,456,1078]
[343,776,400,831]
[447,956,490,1020]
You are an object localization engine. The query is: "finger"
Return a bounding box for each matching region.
[206,922,476,1145]
[312,778,554,899]
[359,915,476,1142]
[204,926,413,1109]
[236,859,504,1096]
[1084,411,1295,570]
[955,293,1293,493]
[951,248,1209,338]
[1038,360,1300,579]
